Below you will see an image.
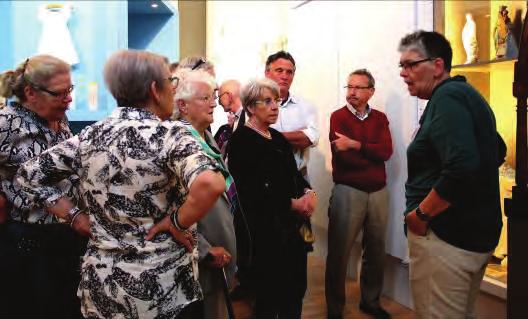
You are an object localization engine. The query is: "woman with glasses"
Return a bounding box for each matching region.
[174,69,238,319]
[227,78,317,318]
[14,50,226,319]
[0,54,87,319]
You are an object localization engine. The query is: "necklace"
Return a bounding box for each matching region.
[246,121,271,139]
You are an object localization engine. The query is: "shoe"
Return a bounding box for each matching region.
[359,303,391,319]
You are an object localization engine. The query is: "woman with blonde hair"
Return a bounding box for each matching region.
[0,54,86,319]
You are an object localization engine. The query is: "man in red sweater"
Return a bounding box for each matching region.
[325,69,393,319]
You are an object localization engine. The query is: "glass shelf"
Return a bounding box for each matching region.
[452,58,516,72]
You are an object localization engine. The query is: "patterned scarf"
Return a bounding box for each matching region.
[182,122,238,215]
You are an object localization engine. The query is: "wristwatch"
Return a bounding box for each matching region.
[415,206,431,222]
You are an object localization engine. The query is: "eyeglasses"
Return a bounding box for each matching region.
[168,76,179,87]
[255,97,282,107]
[191,58,206,70]
[398,58,432,71]
[28,79,74,99]
[195,92,218,103]
[344,85,373,90]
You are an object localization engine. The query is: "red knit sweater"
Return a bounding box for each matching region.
[330,106,393,193]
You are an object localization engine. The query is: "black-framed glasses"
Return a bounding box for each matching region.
[28,79,74,99]
[343,85,373,90]
[255,97,282,107]
[398,58,432,71]
[168,76,179,87]
[191,58,206,70]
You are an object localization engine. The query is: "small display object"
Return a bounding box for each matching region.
[462,13,478,64]
[494,5,518,59]
[38,3,79,65]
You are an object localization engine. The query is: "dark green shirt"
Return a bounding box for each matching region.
[405,76,503,253]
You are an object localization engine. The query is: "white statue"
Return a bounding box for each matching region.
[462,13,478,64]
[38,3,79,65]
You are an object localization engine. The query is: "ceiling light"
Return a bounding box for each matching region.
[151,3,158,8]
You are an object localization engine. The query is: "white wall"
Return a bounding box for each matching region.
[207,0,433,261]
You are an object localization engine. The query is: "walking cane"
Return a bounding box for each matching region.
[218,267,235,319]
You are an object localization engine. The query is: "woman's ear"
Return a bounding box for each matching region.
[24,85,37,103]
[246,105,254,117]
[150,81,161,104]
[176,99,187,114]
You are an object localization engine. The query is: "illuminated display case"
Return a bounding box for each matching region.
[435,0,528,299]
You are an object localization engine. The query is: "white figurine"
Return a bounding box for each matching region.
[37,3,79,65]
[462,13,478,64]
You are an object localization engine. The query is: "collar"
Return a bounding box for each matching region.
[430,75,465,97]
[109,107,160,121]
[10,101,68,128]
[346,103,371,121]
[280,93,299,107]
[234,106,243,118]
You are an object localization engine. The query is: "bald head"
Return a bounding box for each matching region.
[218,79,242,113]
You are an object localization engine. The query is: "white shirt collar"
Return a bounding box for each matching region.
[346,103,371,121]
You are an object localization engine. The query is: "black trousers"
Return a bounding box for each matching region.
[254,245,308,319]
[0,221,87,319]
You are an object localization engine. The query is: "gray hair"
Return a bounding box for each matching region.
[104,50,168,107]
[0,55,70,102]
[178,56,215,75]
[172,69,216,120]
[174,69,216,101]
[241,78,280,117]
[349,69,375,88]
[398,30,453,72]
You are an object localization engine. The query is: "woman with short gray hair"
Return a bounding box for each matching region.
[227,78,317,318]
[16,49,226,319]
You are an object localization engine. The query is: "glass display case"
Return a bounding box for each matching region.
[435,0,528,299]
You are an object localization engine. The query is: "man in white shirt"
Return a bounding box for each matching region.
[265,51,319,179]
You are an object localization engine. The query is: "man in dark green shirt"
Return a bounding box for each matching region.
[398,30,505,319]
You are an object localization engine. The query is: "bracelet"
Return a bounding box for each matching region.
[304,189,317,197]
[170,208,189,232]
[70,209,85,227]
[66,207,84,227]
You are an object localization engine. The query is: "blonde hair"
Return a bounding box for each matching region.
[0,55,70,102]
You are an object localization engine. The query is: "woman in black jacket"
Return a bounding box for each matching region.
[227,78,317,319]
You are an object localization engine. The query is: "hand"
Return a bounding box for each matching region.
[0,192,9,224]
[146,215,194,252]
[46,197,73,219]
[405,210,428,236]
[71,212,93,239]
[291,192,317,218]
[332,132,361,152]
[207,246,232,268]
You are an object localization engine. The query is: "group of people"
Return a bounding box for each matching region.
[0,29,505,319]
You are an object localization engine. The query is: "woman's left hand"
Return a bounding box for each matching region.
[146,215,194,252]
[292,192,317,218]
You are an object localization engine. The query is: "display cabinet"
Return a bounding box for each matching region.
[434,0,528,299]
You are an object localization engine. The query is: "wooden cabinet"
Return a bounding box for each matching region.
[435,0,528,298]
